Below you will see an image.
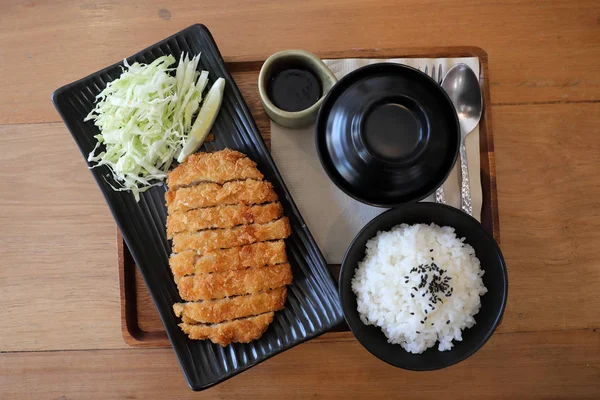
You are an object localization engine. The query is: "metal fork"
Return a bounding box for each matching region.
[423,64,447,204]
[424,64,444,85]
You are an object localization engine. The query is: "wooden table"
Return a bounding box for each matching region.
[1,0,599,398]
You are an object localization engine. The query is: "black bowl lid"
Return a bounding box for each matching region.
[316,63,460,207]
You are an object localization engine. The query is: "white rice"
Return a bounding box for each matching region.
[351,223,487,354]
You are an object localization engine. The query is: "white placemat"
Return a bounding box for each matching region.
[272,57,482,264]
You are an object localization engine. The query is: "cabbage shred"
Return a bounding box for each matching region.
[85,53,209,201]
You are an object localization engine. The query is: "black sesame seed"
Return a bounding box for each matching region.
[430,249,433,252]
[420,321,424,324]
[410,312,414,315]
[422,293,426,297]
[411,294,415,298]
[405,280,409,284]
[416,331,420,334]
[446,320,450,324]
[424,310,428,314]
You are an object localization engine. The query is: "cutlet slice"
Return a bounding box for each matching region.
[166,202,283,238]
[179,312,274,346]
[167,149,264,190]
[177,264,292,301]
[166,180,278,213]
[173,287,287,324]
[181,315,201,325]
[171,217,291,253]
[170,240,287,277]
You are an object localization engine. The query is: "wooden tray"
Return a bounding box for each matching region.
[118,46,499,347]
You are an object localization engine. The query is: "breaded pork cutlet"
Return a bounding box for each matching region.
[177,263,292,302]
[166,202,283,239]
[169,240,287,277]
[173,287,287,324]
[166,179,278,213]
[166,149,292,346]
[179,313,274,346]
[171,217,291,253]
[166,149,263,190]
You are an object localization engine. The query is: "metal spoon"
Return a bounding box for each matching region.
[442,64,482,215]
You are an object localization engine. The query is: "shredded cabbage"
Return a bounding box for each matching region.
[85,53,208,201]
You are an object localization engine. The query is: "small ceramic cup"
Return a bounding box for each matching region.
[258,50,338,128]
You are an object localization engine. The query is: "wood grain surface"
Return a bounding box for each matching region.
[1,330,598,399]
[1,0,599,398]
[1,0,599,126]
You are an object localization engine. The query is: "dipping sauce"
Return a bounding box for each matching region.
[267,69,321,112]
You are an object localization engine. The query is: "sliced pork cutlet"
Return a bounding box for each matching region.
[171,217,291,253]
[173,287,287,324]
[166,202,283,239]
[177,263,293,302]
[166,149,292,345]
[170,240,287,277]
[166,149,264,190]
[165,179,278,213]
[179,312,274,346]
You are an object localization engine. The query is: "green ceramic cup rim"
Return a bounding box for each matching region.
[258,50,337,125]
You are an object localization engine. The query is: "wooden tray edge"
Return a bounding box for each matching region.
[118,230,171,347]
[226,46,492,64]
[476,48,501,244]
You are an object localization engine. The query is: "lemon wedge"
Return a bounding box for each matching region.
[177,77,225,163]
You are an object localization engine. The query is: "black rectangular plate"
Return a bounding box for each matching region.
[52,24,343,391]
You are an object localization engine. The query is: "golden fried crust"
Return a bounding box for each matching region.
[170,241,288,277]
[173,287,287,324]
[167,149,263,190]
[179,312,274,346]
[166,150,291,345]
[177,264,293,301]
[171,217,291,253]
[166,202,283,238]
[166,180,278,213]
[180,315,198,325]
[167,149,264,190]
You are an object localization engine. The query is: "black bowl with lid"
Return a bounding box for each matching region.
[315,63,460,207]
